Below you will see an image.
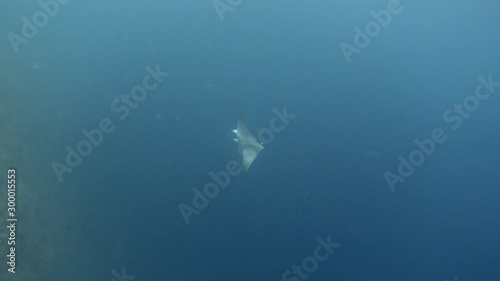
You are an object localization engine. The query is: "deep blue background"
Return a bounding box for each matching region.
[1,0,499,280]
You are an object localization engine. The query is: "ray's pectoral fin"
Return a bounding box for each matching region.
[232,114,264,172]
[242,144,262,171]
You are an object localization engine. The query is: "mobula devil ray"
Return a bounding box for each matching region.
[232,113,264,171]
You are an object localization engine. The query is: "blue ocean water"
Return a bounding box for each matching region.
[1,0,499,280]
